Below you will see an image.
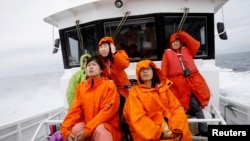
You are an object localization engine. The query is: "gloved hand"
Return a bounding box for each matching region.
[162,129,183,141]
[172,129,183,141]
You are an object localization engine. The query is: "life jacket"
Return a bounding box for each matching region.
[165,48,199,77]
[164,48,210,111]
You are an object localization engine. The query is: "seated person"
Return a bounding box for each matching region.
[66,53,91,109]
[123,59,192,141]
[61,56,122,141]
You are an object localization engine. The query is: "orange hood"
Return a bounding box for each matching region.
[98,36,114,46]
[169,32,183,49]
[136,60,163,84]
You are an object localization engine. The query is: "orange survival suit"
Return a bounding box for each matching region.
[60,77,122,141]
[123,60,192,141]
[98,36,131,98]
[161,31,210,112]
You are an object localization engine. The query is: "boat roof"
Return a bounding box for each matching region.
[44,0,229,28]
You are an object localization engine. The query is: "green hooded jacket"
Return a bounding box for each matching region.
[66,54,91,108]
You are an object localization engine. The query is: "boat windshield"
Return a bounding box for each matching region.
[60,14,210,68]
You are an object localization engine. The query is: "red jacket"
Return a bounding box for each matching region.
[161,31,210,111]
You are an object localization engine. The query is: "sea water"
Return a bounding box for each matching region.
[0,51,250,126]
[0,71,64,126]
[216,51,250,105]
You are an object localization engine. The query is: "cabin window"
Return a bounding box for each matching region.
[104,17,157,62]
[59,14,213,69]
[64,25,97,67]
[164,16,207,57]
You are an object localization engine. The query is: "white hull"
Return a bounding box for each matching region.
[219,96,250,124]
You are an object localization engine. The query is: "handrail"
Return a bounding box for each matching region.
[30,108,67,141]
[0,107,65,141]
[188,118,222,123]
[30,104,226,141]
[211,104,226,125]
[0,130,19,140]
[188,104,226,125]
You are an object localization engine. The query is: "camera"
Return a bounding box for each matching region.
[183,68,191,77]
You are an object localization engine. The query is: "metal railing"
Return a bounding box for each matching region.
[0,107,65,141]
[30,108,67,141]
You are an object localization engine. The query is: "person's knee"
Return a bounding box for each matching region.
[95,124,112,136]
[71,122,85,136]
[93,124,113,140]
[95,124,105,133]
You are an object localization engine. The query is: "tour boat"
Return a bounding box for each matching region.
[1,0,250,141]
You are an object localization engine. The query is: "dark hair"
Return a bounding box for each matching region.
[151,67,160,87]
[86,55,104,70]
[139,66,160,87]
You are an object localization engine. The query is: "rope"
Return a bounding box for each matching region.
[75,20,84,52]
[177,7,189,32]
[112,11,130,40]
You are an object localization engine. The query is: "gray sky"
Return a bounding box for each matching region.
[0,0,61,77]
[0,0,249,77]
[215,0,250,54]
